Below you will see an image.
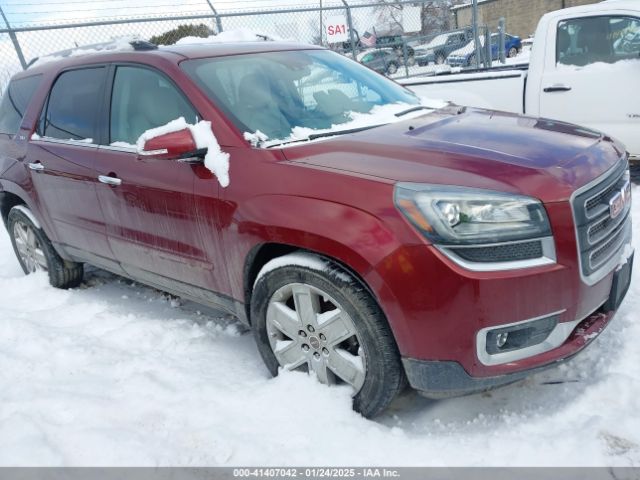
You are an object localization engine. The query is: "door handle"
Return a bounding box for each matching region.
[543,84,572,93]
[98,175,122,186]
[28,162,44,172]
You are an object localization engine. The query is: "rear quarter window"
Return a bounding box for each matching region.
[0,75,42,135]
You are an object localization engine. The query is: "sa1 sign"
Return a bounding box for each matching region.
[325,15,349,43]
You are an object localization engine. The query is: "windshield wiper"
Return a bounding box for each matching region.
[266,124,385,148]
[394,105,434,117]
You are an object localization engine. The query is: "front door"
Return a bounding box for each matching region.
[538,14,640,156]
[93,64,218,290]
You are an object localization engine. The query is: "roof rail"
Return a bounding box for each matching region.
[27,38,158,68]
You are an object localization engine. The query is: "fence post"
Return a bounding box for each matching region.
[471,0,480,69]
[498,17,506,64]
[341,0,357,60]
[484,27,492,68]
[205,0,223,33]
[0,6,27,70]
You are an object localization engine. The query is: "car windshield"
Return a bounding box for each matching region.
[182,49,433,146]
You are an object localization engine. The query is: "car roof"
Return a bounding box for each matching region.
[16,41,325,79]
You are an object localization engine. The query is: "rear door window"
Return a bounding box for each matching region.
[0,75,42,135]
[41,67,106,143]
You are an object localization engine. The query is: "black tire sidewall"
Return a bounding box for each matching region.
[251,261,404,417]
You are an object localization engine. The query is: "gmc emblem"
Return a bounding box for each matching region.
[609,180,632,219]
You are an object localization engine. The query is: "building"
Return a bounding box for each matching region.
[452,0,599,38]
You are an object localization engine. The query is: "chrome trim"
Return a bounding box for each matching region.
[27,162,44,171]
[570,156,631,286]
[11,205,41,230]
[138,148,168,156]
[435,237,556,272]
[476,309,570,366]
[98,175,122,186]
[588,220,632,272]
[99,144,137,153]
[30,136,98,149]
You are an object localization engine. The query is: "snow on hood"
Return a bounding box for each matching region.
[174,28,284,46]
[136,117,230,188]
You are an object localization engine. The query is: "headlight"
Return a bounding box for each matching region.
[394,183,552,245]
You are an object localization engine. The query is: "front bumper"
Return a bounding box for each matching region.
[403,305,618,398]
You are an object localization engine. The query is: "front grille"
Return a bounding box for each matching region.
[450,240,543,263]
[572,157,632,279]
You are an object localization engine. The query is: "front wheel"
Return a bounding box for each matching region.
[8,206,84,288]
[507,46,518,58]
[435,53,446,65]
[251,253,406,418]
[386,62,398,75]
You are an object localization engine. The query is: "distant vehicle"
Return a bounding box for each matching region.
[358,48,403,75]
[447,33,522,67]
[414,29,473,66]
[375,34,416,63]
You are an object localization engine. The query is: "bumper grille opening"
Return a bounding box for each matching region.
[450,240,543,263]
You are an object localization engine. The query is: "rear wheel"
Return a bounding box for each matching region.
[8,207,83,288]
[508,46,518,58]
[251,253,405,418]
[386,62,398,75]
[435,53,446,65]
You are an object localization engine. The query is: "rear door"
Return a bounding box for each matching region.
[538,13,640,156]
[28,67,116,267]
[93,64,216,290]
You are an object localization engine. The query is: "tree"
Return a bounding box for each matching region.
[149,23,214,46]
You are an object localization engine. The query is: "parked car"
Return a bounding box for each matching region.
[358,48,403,75]
[0,38,633,418]
[447,33,522,67]
[401,1,640,161]
[375,34,416,64]
[414,29,473,66]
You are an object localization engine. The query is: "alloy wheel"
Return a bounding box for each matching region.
[266,283,366,393]
[13,220,48,273]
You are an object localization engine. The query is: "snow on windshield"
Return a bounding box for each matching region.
[137,117,230,188]
[254,98,447,148]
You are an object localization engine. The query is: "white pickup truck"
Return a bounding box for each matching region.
[400,0,640,161]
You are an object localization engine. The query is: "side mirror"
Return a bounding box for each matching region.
[137,128,205,162]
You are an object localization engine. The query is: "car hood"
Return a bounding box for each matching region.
[281,107,626,203]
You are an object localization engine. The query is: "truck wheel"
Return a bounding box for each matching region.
[251,253,406,418]
[387,62,398,75]
[508,47,518,58]
[8,207,84,289]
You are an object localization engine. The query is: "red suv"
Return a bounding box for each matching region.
[0,40,633,417]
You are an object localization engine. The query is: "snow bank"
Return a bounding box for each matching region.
[263,98,448,148]
[136,117,230,188]
[175,28,283,46]
[243,130,269,147]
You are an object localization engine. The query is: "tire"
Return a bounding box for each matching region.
[8,207,83,289]
[406,55,416,67]
[435,53,446,65]
[251,253,406,418]
[468,53,476,67]
[508,47,518,58]
[386,62,398,75]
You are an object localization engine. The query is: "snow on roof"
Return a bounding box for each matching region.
[173,28,284,46]
[30,37,137,68]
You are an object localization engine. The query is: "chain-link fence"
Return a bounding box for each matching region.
[0,0,519,93]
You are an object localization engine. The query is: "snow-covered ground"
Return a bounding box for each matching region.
[0,190,638,466]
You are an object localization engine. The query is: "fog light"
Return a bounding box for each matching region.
[485,314,560,355]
